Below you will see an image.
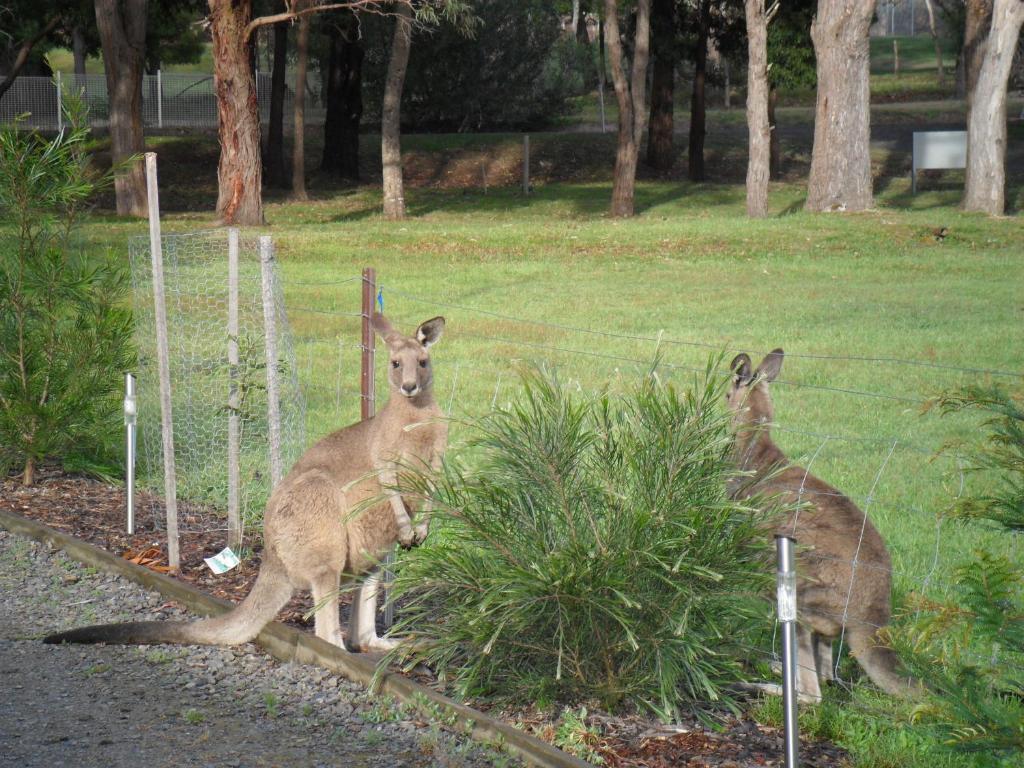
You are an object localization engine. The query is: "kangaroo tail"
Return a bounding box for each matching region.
[44,554,293,647]
[846,627,922,697]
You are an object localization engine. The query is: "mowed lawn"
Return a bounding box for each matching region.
[77,177,1024,611]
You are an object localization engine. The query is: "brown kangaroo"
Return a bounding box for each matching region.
[46,314,448,653]
[727,349,914,699]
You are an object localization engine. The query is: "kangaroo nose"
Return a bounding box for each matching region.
[402,383,417,394]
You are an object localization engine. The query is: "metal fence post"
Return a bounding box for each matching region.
[227,228,242,551]
[260,235,284,488]
[55,71,63,130]
[157,69,163,129]
[522,134,530,195]
[145,152,180,571]
[124,373,137,535]
[361,268,394,627]
[777,535,800,768]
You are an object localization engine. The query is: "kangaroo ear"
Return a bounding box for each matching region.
[372,313,401,344]
[755,348,784,383]
[730,353,753,385]
[416,316,445,348]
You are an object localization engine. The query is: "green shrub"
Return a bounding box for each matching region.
[387,366,773,718]
[892,385,1024,759]
[0,100,134,484]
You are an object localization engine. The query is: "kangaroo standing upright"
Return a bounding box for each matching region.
[46,314,448,653]
[727,349,913,699]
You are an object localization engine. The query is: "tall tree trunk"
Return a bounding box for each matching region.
[292,12,310,201]
[265,22,288,187]
[321,15,363,181]
[605,0,652,217]
[688,0,710,181]
[963,0,1024,215]
[382,3,413,219]
[964,0,994,113]
[577,1,592,43]
[768,84,780,179]
[745,0,771,217]
[72,25,87,77]
[805,0,876,212]
[0,16,61,103]
[95,0,148,218]
[646,0,675,171]
[572,0,581,35]
[922,0,944,85]
[208,0,263,226]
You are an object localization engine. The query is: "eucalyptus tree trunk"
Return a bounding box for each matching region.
[805,0,876,212]
[381,2,413,219]
[964,0,994,113]
[605,0,652,217]
[72,26,88,76]
[292,11,310,201]
[265,22,288,187]
[209,0,264,225]
[688,0,710,181]
[321,14,364,181]
[962,0,1024,215]
[745,0,771,217]
[95,0,148,218]
[646,0,676,171]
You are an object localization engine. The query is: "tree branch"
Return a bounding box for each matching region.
[244,1,409,42]
[0,15,62,102]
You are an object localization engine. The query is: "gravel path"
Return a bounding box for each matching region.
[0,531,515,768]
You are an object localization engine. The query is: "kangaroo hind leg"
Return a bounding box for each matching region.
[309,567,345,648]
[347,569,397,653]
[846,627,919,697]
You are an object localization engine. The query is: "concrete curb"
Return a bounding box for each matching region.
[0,509,593,768]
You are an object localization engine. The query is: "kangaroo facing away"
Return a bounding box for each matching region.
[46,314,448,654]
[727,349,915,700]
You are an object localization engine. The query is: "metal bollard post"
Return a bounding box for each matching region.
[777,535,800,768]
[124,373,137,535]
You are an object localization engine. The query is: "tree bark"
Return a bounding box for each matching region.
[922,0,945,85]
[964,0,994,113]
[95,0,148,218]
[0,16,61,103]
[745,0,771,217]
[646,0,675,171]
[72,25,88,77]
[321,15,364,181]
[688,0,710,181]
[381,2,413,219]
[768,85,780,179]
[805,0,876,212]
[605,0,652,217]
[292,12,310,200]
[963,0,1024,215]
[209,0,264,226]
[577,0,592,44]
[265,22,288,187]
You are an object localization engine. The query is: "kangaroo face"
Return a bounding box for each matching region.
[373,314,446,399]
[727,349,784,430]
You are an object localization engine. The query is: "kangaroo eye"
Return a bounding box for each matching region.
[419,360,428,368]
[391,360,399,369]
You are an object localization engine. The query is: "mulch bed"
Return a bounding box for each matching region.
[0,469,850,767]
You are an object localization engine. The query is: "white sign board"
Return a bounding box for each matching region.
[912,131,967,194]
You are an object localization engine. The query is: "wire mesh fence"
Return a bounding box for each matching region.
[128,230,306,540]
[0,71,326,131]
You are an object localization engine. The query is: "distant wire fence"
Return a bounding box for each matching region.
[0,71,325,131]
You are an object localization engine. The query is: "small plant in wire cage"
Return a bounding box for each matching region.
[890,385,1024,758]
[384,364,774,718]
[0,96,134,485]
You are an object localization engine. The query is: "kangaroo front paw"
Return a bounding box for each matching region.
[397,525,416,550]
[412,522,430,546]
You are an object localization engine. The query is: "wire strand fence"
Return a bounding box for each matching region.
[125,255,1019,744]
[0,71,326,131]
